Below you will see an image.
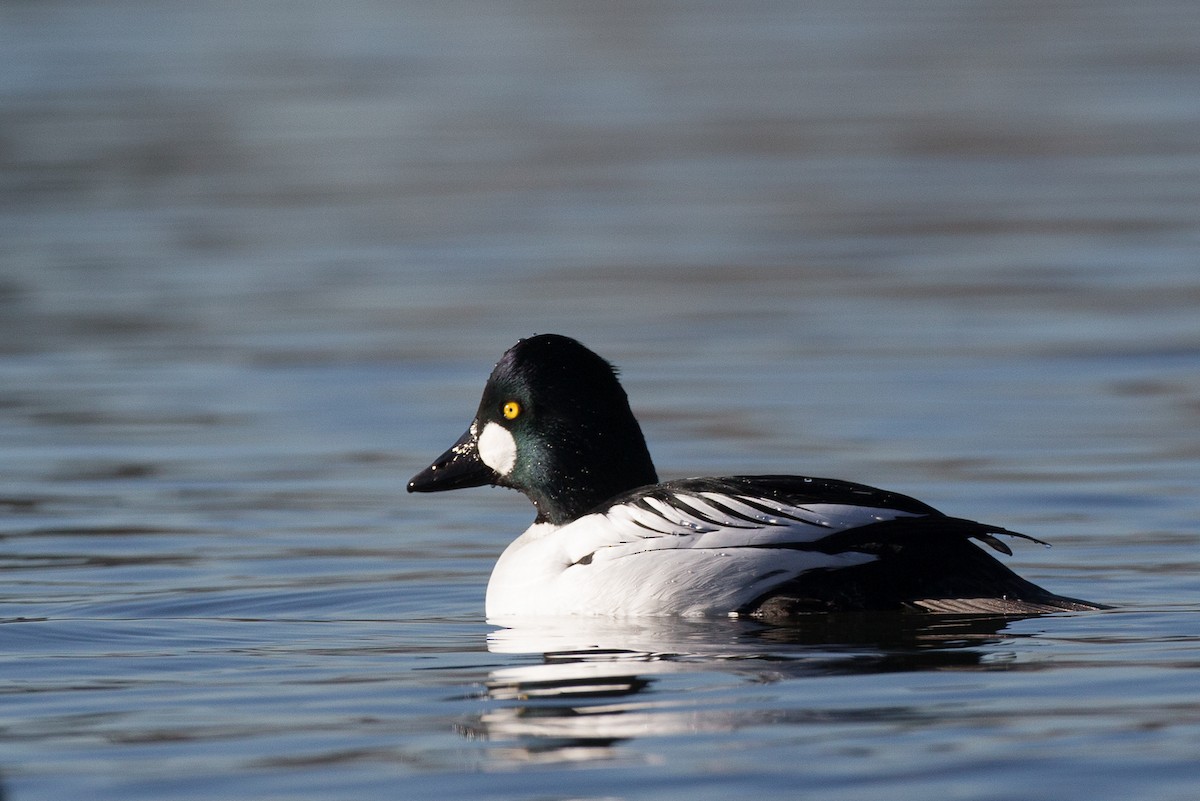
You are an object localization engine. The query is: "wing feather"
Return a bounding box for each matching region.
[594,489,914,556]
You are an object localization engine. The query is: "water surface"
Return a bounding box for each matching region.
[2,2,1199,799]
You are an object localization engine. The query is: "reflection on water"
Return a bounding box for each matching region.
[472,614,1034,764]
[486,612,1024,657]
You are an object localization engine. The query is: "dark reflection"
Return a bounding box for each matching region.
[749,611,1026,667]
[462,613,1037,762]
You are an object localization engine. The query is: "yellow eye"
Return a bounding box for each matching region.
[502,401,521,420]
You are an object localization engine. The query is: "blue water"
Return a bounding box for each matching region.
[2,2,1200,799]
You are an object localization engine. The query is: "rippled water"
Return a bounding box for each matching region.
[2,2,1200,799]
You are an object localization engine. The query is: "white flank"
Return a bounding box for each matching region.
[484,492,883,617]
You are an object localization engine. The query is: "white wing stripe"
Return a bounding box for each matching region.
[606,503,679,535]
[695,493,786,524]
[670,494,760,528]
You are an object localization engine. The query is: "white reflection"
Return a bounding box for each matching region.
[486,614,763,657]
[465,614,1023,765]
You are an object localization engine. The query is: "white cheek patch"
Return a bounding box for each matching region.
[477,421,517,476]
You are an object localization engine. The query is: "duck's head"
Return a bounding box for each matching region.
[407,334,659,524]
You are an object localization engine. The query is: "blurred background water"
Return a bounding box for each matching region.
[2,1,1199,799]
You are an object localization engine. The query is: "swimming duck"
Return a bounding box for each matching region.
[408,334,1099,617]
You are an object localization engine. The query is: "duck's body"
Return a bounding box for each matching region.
[409,335,1100,618]
[486,478,885,617]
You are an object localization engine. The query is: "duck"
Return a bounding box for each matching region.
[408,334,1100,618]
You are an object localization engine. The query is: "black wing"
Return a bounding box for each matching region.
[622,475,943,516]
[741,514,1099,616]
